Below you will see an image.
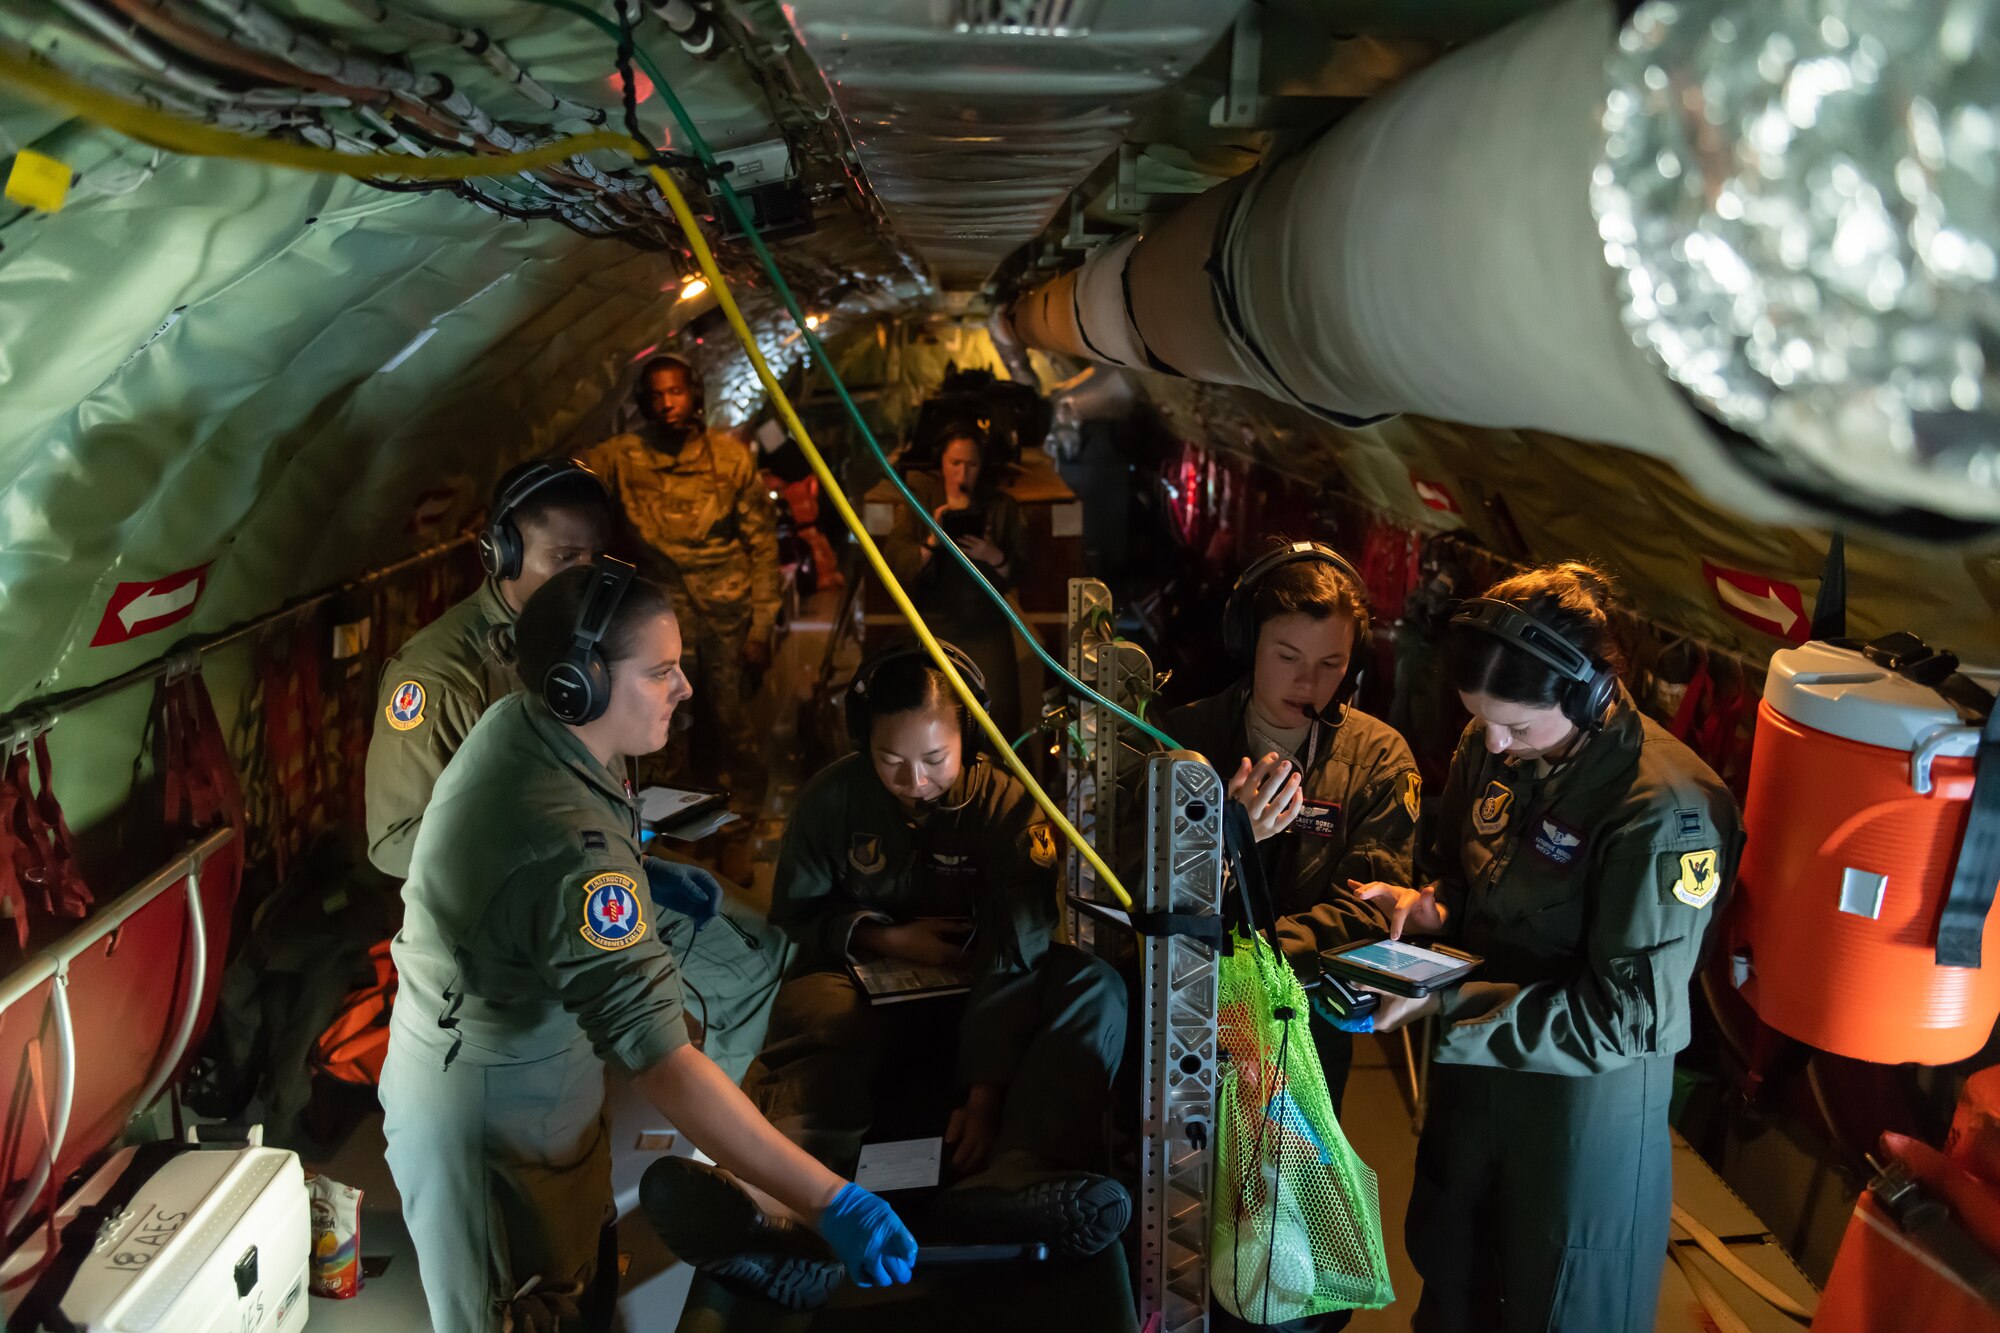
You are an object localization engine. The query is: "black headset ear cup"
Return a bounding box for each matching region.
[479,520,522,582]
[540,558,633,726]
[1574,666,1619,731]
[544,636,615,725]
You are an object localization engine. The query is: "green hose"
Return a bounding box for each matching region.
[523,0,1182,754]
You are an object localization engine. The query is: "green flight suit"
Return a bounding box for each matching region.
[747,751,1127,1177]
[1408,688,1743,1333]
[586,426,783,802]
[366,579,518,880]
[361,579,788,1083]
[1166,685,1419,1116]
[380,693,688,1333]
[881,474,1031,737]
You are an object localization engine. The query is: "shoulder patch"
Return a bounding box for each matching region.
[386,680,427,731]
[1473,780,1514,835]
[1673,849,1722,909]
[848,833,887,875]
[579,871,648,950]
[1028,823,1058,869]
[1401,770,1422,823]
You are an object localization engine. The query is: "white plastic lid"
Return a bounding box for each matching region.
[1763,641,1989,756]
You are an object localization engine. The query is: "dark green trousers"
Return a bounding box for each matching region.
[745,944,1126,1175]
[1408,1056,1673,1333]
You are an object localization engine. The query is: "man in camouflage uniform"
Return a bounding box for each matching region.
[586,356,782,810]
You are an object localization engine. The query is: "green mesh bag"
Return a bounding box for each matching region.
[1212,931,1394,1321]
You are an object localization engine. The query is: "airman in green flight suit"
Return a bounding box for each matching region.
[1354,562,1743,1333]
[380,563,917,1332]
[643,642,1133,1304]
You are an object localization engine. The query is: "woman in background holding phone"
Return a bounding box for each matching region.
[884,421,1028,735]
[1348,561,1742,1333]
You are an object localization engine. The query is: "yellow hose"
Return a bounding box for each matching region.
[0,40,1139,907]
[639,160,1136,908]
[0,43,632,180]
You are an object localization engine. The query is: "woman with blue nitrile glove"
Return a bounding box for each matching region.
[380,563,914,1333]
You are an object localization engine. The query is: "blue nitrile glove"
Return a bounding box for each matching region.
[642,856,723,929]
[818,1183,918,1288]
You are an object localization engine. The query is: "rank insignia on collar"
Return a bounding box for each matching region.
[1674,849,1721,909]
[1473,780,1514,835]
[848,834,887,874]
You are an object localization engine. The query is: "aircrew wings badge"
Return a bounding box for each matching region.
[1029,824,1058,868]
[1674,849,1721,909]
[386,680,426,731]
[1473,780,1513,835]
[580,872,647,950]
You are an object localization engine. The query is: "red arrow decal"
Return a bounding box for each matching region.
[92,565,210,646]
[1411,474,1461,514]
[1702,560,1808,643]
[406,488,457,533]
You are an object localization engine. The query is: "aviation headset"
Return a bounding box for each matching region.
[844,641,990,753]
[478,458,607,583]
[1221,540,1372,716]
[1449,597,1620,731]
[543,557,639,726]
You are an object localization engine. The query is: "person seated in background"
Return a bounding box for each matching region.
[1163,541,1420,1128]
[364,457,790,1085]
[883,421,1030,736]
[643,641,1130,1308]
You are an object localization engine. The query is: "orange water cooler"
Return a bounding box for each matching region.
[1733,641,2000,1064]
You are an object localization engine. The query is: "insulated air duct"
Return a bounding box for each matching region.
[1008,0,2000,538]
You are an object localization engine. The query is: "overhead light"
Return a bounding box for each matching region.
[805,313,823,329]
[680,276,709,301]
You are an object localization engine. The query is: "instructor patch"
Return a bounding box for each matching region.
[1673,849,1722,909]
[1473,780,1514,835]
[580,872,647,951]
[385,680,427,731]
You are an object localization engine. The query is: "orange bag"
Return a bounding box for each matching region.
[311,940,396,1087]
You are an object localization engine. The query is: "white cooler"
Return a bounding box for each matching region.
[37,1137,311,1333]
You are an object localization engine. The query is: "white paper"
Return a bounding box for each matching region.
[638,786,715,822]
[854,1138,943,1193]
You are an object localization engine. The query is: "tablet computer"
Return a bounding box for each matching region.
[939,507,986,542]
[1319,938,1482,998]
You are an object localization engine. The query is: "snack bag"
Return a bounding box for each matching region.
[307,1171,364,1299]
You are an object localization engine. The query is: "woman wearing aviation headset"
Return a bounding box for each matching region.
[1351,561,1743,1333]
[379,561,915,1333]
